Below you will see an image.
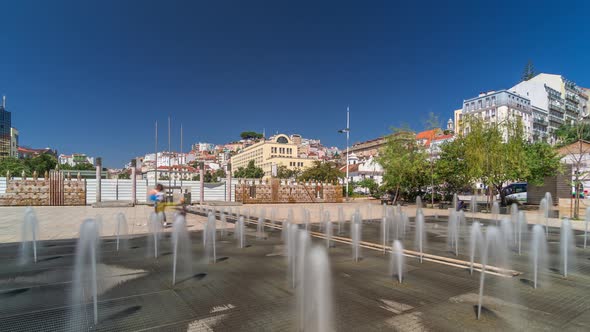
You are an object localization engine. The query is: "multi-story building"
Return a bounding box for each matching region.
[58,153,95,167]
[459,90,533,141]
[0,96,11,160]
[10,127,18,158]
[510,73,587,143]
[230,134,316,178]
[453,109,463,134]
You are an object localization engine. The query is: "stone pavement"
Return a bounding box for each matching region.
[0,200,586,244]
[0,207,588,331]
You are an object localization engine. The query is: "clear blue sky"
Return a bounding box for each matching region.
[2,0,589,167]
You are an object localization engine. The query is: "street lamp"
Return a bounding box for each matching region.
[338,106,350,201]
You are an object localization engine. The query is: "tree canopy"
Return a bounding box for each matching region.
[276,165,300,179]
[240,131,264,140]
[298,161,343,183]
[60,162,95,171]
[522,60,536,81]
[378,129,429,203]
[0,154,58,177]
[233,160,264,178]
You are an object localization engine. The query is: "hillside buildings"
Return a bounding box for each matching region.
[456,73,588,144]
[230,134,316,178]
[58,153,95,167]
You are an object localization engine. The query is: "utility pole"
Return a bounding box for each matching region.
[338,106,351,201]
[168,116,171,202]
[155,121,158,187]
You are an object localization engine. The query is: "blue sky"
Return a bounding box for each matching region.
[2,0,589,167]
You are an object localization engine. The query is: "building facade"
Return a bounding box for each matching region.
[460,90,533,141]
[230,134,315,178]
[10,127,18,158]
[0,96,11,160]
[510,73,588,143]
[58,153,95,167]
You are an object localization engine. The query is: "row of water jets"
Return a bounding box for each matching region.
[19,194,589,326]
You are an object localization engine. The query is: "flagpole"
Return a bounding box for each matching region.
[346,106,350,201]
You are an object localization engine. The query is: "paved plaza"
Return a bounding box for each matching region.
[0,202,589,331]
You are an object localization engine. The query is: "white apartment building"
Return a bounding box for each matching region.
[510,73,588,143]
[460,90,534,141]
[58,153,95,166]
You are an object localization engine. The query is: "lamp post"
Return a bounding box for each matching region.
[338,106,350,201]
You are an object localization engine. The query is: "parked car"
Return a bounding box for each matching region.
[500,182,527,202]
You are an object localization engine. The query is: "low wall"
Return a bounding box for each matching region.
[236,179,343,204]
[0,177,86,206]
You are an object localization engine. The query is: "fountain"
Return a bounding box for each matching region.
[585,208,589,249]
[517,211,526,255]
[220,211,228,238]
[236,216,246,248]
[491,201,500,226]
[204,212,217,263]
[469,196,477,222]
[381,216,390,254]
[324,211,332,248]
[452,193,458,210]
[287,223,302,288]
[500,218,513,250]
[400,212,408,239]
[115,212,128,252]
[415,210,425,263]
[477,226,509,320]
[148,212,162,258]
[71,219,100,325]
[351,212,362,262]
[469,221,483,274]
[416,196,423,210]
[297,243,333,332]
[561,218,575,278]
[543,192,552,236]
[257,208,266,239]
[510,203,519,246]
[282,209,294,242]
[447,209,459,256]
[319,205,325,231]
[390,240,404,283]
[337,206,345,235]
[366,203,372,221]
[303,208,311,231]
[270,207,277,229]
[531,224,547,288]
[172,214,193,285]
[20,207,38,264]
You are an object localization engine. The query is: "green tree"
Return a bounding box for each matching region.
[276,165,300,179]
[24,154,57,176]
[356,178,379,197]
[555,123,590,147]
[214,168,226,179]
[378,129,429,203]
[524,142,562,185]
[0,157,28,177]
[240,131,264,140]
[435,137,472,200]
[298,161,343,183]
[522,60,536,82]
[60,162,95,171]
[234,160,264,178]
[118,172,131,179]
[463,117,530,206]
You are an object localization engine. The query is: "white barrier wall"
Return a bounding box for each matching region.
[1,177,237,205]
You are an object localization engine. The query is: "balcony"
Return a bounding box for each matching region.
[533,117,547,125]
[566,94,579,103]
[548,102,563,112]
[549,116,564,126]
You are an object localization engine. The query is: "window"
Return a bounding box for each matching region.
[492,96,496,105]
